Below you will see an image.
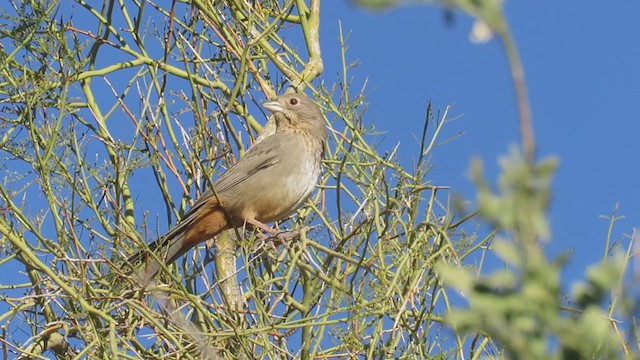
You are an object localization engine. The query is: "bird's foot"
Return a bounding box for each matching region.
[253,225,316,252]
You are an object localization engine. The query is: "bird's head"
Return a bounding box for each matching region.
[263,92,327,141]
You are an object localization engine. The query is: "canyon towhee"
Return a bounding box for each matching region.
[126,92,327,286]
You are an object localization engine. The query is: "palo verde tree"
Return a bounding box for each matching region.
[0,1,465,358]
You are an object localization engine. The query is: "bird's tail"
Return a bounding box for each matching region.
[123,227,191,289]
[116,200,230,291]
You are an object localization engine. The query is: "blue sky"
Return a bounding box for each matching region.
[321,1,640,281]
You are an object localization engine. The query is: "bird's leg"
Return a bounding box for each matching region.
[246,218,278,234]
[247,219,281,253]
[253,226,319,253]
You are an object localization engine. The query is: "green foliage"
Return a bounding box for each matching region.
[438,149,631,359]
[473,148,557,243]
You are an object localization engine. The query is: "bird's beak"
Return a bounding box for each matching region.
[263,100,284,113]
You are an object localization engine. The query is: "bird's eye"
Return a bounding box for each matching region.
[289,97,299,106]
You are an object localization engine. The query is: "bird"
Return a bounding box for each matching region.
[125,92,327,287]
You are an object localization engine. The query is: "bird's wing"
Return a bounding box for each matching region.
[126,137,285,271]
[214,141,281,193]
[182,134,284,218]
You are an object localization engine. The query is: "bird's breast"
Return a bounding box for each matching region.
[251,138,322,223]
